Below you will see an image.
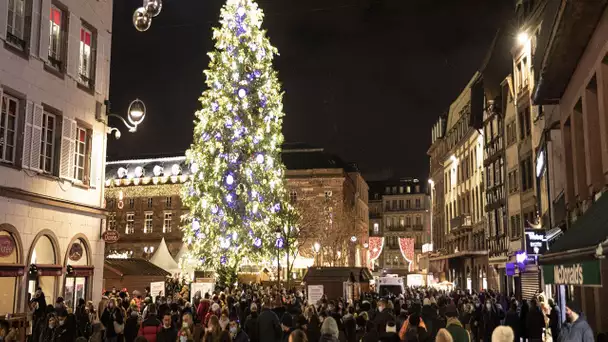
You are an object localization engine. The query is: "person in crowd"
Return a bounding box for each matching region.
[374,299,394,334]
[491,326,514,342]
[481,299,501,342]
[421,298,439,339]
[228,320,248,342]
[558,301,594,342]
[526,299,546,342]
[203,315,229,342]
[503,301,520,342]
[319,316,340,342]
[548,298,561,341]
[101,298,124,342]
[288,329,308,342]
[244,303,259,342]
[445,304,469,342]
[124,307,140,342]
[55,309,76,342]
[258,298,282,342]
[436,328,454,342]
[157,313,177,342]
[402,314,430,342]
[306,314,321,342]
[74,298,90,338]
[379,320,400,342]
[280,313,294,342]
[138,303,161,342]
[39,314,57,342]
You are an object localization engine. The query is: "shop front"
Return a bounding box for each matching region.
[27,231,62,306]
[539,193,608,333]
[63,236,94,309]
[0,224,24,315]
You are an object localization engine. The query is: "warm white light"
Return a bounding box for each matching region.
[428,179,434,186]
[135,166,144,178]
[153,165,163,177]
[171,164,181,176]
[117,167,128,179]
[363,243,369,248]
[450,155,457,163]
[313,242,321,253]
[517,32,529,45]
[190,163,199,174]
[350,236,357,242]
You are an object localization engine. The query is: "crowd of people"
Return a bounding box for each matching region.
[4,284,597,342]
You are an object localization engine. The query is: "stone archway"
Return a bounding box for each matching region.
[27,230,61,306]
[63,234,92,267]
[63,234,94,308]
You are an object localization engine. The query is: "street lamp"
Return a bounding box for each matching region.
[275,227,282,287]
[313,242,321,266]
[106,99,147,139]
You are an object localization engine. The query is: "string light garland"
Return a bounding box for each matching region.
[180,0,292,275]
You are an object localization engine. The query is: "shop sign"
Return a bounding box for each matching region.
[422,243,433,253]
[525,229,547,255]
[69,243,84,262]
[102,230,120,244]
[542,260,601,286]
[0,236,15,257]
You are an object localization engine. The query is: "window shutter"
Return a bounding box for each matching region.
[29,104,44,172]
[39,0,51,62]
[59,116,76,180]
[94,32,108,95]
[22,101,34,169]
[0,0,7,41]
[67,13,80,78]
[89,131,102,188]
[29,0,41,57]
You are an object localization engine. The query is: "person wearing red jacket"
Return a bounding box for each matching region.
[138,303,161,342]
[197,296,210,324]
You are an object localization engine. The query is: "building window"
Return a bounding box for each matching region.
[406,216,412,226]
[289,190,297,203]
[165,197,172,208]
[519,107,531,140]
[125,213,134,234]
[144,212,153,233]
[73,126,88,182]
[399,200,404,210]
[373,223,379,234]
[147,197,153,208]
[400,217,405,227]
[163,213,172,233]
[508,170,519,193]
[49,5,65,69]
[415,216,422,226]
[385,201,390,211]
[79,26,95,86]
[108,213,116,230]
[128,198,135,209]
[506,122,516,145]
[406,200,411,209]
[107,199,115,209]
[324,191,332,200]
[415,199,421,208]
[0,94,19,164]
[39,111,56,174]
[7,0,26,46]
[521,156,533,191]
[399,186,404,194]
[392,200,397,210]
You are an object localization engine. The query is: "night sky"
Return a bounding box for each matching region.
[108,0,513,180]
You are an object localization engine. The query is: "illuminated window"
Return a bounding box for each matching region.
[49,6,64,67]
[373,223,379,234]
[40,111,56,174]
[144,212,153,233]
[73,126,88,182]
[0,94,19,163]
[289,190,297,203]
[163,212,172,233]
[125,213,134,234]
[108,213,116,230]
[147,197,153,208]
[165,196,172,208]
[79,26,95,86]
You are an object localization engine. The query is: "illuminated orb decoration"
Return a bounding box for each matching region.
[153,165,163,177]
[144,0,163,17]
[134,166,144,178]
[132,7,151,32]
[171,164,181,176]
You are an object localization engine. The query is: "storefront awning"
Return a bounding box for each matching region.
[541,193,608,264]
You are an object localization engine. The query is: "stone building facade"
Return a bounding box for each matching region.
[103,145,369,280]
[367,179,430,276]
[0,0,113,313]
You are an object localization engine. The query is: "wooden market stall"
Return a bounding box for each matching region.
[104,258,170,294]
[303,267,372,301]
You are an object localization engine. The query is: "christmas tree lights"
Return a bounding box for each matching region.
[181,0,291,278]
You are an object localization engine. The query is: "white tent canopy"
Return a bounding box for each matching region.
[150,238,180,274]
[174,243,188,264]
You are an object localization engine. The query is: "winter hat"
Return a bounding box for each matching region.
[211,303,220,313]
[281,313,293,328]
[566,300,581,314]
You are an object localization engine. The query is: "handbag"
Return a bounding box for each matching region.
[112,312,124,334]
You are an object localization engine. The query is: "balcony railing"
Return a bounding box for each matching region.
[387,225,408,231]
[484,136,504,159]
[450,214,472,230]
[413,224,424,231]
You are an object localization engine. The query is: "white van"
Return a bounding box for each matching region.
[376,276,405,295]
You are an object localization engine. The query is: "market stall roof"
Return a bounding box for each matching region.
[149,238,180,273]
[543,193,608,257]
[303,267,373,283]
[104,258,171,277]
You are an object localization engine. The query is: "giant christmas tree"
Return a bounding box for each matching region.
[181,0,291,280]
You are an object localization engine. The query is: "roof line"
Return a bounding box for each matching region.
[106,156,187,165]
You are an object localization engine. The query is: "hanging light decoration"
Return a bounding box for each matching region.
[132,7,152,32]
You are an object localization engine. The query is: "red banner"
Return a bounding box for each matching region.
[368,237,384,270]
[398,238,415,272]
